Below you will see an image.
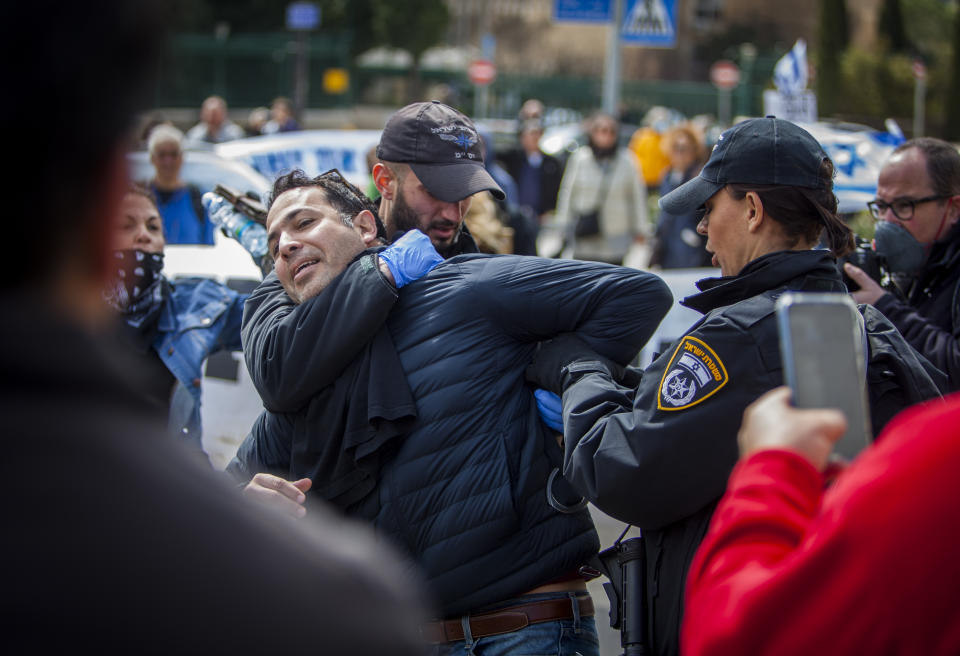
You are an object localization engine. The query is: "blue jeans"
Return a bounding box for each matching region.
[431,592,599,656]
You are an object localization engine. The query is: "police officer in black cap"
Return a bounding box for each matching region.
[526,117,938,655]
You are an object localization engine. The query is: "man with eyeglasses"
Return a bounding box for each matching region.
[229,101,673,654]
[844,137,960,391]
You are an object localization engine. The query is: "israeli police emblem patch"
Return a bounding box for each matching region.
[657,336,728,411]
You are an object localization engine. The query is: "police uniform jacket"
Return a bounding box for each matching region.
[232,251,673,617]
[555,249,851,656]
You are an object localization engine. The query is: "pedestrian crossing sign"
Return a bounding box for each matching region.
[621,0,676,47]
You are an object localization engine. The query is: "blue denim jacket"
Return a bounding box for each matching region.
[153,277,246,447]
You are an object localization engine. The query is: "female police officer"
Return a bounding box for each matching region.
[527,118,859,656]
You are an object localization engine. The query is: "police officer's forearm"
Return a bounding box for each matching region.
[560,371,737,529]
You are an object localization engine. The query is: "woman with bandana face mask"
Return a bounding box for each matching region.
[105,185,247,454]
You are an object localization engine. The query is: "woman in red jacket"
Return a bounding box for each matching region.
[683,388,960,656]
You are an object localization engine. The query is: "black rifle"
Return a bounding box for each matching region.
[212,184,267,225]
[589,527,648,655]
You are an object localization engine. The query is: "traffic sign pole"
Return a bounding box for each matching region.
[602,0,624,116]
[913,59,926,138]
[718,89,732,128]
[468,59,496,119]
[286,2,321,121]
[710,60,740,127]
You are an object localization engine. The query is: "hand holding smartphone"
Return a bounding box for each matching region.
[775,292,872,461]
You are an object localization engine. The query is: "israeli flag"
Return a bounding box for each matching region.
[774,39,808,96]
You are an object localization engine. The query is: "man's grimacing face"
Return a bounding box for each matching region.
[266,187,373,304]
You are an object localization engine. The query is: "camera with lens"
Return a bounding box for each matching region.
[839,236,888,292]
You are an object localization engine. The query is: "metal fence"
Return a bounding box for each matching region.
[154,32,771,120]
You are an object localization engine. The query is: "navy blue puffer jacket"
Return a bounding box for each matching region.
[234,252,672,616]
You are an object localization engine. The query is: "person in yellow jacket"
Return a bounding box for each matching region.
[628,125,671,189]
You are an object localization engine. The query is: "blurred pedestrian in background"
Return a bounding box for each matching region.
[500,119,564,224]
[145,124,216,245]
[245,106,269,137]
[105,184,247,452]
[479,124,540,255]
[185,94,245,146]
[555,111,649,265]
[628,124,671,190]
[649,123,712,269]
[262,96,300,134]
[477,126,518,209]
[684,386,960,656]
[519,98,545,122]
[462,190,514,254]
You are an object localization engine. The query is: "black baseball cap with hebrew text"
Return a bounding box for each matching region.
[377,100,505,203]
[659,117,828,214]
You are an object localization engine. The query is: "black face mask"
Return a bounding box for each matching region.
[104,249,165,317]
[873,221,926,276]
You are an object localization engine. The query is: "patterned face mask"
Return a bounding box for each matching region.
[104,249,166,320]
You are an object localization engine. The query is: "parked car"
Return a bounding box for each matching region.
[214,129,383,188]
[127,149,272,200]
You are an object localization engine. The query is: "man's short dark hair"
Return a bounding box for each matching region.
[268,170,388,241]
[2,2,165,290]
[894,138,960,198]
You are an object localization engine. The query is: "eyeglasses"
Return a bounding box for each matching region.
[866,195,948,221]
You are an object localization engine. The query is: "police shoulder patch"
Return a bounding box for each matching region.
[657,336,729,411]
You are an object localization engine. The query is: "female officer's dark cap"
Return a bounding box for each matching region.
[658,117,829,214]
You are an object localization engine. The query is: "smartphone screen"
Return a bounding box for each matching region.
[776,293,872,460]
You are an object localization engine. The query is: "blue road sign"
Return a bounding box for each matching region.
[286,2,321,31]
[554,0,612,23]
[621,0,676,47]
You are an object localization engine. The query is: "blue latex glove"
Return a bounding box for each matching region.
[379,229,444,288]
[534,388,563,433]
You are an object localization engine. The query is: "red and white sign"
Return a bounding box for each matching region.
[912,59,927,81]
[710,60,741,89]
[468,59,496,86]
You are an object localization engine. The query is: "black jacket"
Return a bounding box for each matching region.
[549,249,936,656]
[2,294,427,654]
[232,253,673,617]
[500,147,564,216]
[876,220,960,390]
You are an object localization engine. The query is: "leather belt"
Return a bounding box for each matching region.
[420,595,594,644]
